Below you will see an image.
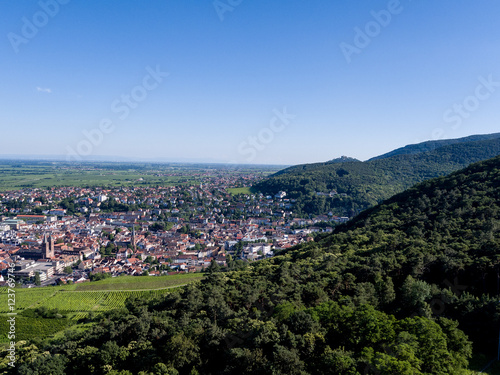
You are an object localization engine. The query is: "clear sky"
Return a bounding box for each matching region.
[1,0,499,165]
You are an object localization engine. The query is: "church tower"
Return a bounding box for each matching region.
[42,233,55,259]
[132,226,136,251]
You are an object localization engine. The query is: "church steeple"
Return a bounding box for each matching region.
[132,226,136,251]
[42,233,55,259]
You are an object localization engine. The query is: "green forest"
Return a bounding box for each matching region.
[255,134,500,216]
[4,155,500,373]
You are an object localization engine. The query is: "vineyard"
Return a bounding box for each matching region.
[0,288,170,318]
[0,316,74,343]
[0,274,202,342]
[0,287,58,312]
[74,273,204,291]
[39,289,169,315]
[0,289,171,343]
[0,274,202,313]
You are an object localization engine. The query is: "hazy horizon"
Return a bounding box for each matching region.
[1,131,499,166]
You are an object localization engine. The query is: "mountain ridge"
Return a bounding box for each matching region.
[368,132,500,161]
[255,133,500,216]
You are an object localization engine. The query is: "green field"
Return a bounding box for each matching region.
[0,160,284,191]
[0,274,203,342]
[227,186,257,195]
[0,163,199,191]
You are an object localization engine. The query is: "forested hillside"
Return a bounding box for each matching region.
[6,155,500,374]
[255,135,500,216]
[368,132,500,161]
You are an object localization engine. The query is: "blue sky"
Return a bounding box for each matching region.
[1,0,499,165]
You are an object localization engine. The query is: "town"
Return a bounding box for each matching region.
[0,169,349,287]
